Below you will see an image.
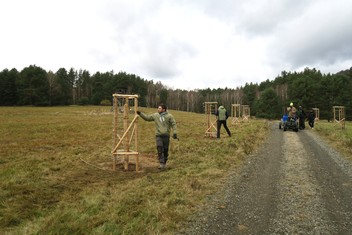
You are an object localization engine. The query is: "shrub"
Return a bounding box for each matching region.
[78,97,90,105]
[100,99,112,106]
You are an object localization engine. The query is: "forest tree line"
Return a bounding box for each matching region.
[0,65,351,120]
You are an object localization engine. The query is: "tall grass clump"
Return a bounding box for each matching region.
[0,106,268,234]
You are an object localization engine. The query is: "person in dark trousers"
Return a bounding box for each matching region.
[297,106,306,129]
[307,109,315,129]
[215,105,231,138]
[137,104,177,169]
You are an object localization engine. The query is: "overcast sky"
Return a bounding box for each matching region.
[1,0,351,90]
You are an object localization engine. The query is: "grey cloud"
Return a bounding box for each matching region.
[100,0,198,78]
[270,1,352,69]
[138,35,197,78]
[237,0,307,35]
[97,0,352,88]
[177,0,307,35]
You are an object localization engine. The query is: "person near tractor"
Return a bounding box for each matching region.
[137,104,177,169]
[307,109,316,129]
[297,106,306,129]
[287,102,297,120]
[215,105,231,138]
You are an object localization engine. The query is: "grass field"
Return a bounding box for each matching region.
[1,106,352,234]
[314,120,352,161]
[0,106,269,234]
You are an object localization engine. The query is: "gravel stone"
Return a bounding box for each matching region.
[179,123,352,234]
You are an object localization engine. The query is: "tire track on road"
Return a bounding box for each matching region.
[180,125,352,234]
[269,132,336,234]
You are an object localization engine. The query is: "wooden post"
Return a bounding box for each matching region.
[312,108,320,122]
[231,104,241,125]
[333,106,345,129]
[112,94,140,171]
[113,96,118,171]
[123,100,129,170]
[242,105,250,122]
[134,98,139,172]
[204,102,218,137]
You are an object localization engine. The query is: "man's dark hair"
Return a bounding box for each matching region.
[159,104,167,111]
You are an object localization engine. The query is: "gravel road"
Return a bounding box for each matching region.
[180,123,352,234]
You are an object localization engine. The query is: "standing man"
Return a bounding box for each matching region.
[307,109,316,129]
[297,106,306,129]
[137,104,177,169]
[215,105,231,138]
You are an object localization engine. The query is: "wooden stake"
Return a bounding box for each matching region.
[231,104,241,125]
[111,94,140,171]
[242,105,250,122]
[204,102,218,137]
[333,106,345,129]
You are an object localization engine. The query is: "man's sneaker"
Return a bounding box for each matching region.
[158,163,166,169]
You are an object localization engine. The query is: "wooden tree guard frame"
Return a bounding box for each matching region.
[333,106,345,129]
[242,105,250,122]
[231,104,241,125]
[312,108,320,122]
[204,102,218,137]
[112,94,139,171]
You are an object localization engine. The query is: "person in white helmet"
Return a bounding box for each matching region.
[287,102,297,119]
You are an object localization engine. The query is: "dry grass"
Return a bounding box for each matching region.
[0,106,269,234]
[314,120,352,161]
